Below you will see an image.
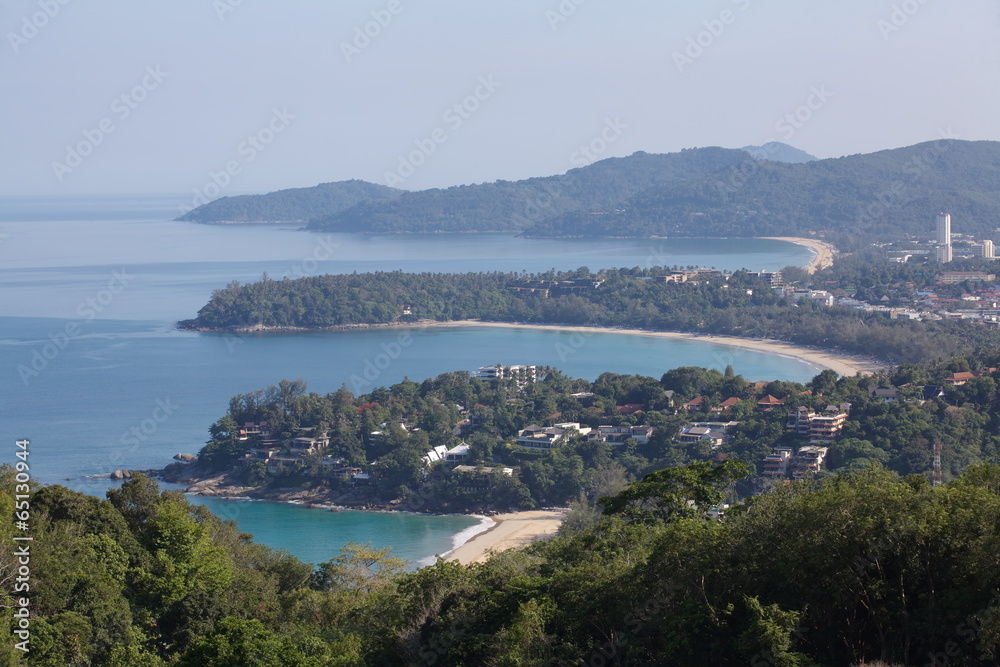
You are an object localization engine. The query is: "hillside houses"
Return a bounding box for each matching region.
[677,421,740,449]
[785,405,850,444]
[517,423,591,449]
[587,425,654,446]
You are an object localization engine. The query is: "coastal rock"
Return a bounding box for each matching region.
[110,469,132,480]
[173,453,197,462]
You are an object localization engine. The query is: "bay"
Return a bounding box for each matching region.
[0,194,820,565]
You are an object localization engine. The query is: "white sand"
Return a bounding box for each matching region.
[430,321,885,377]
[447,510,566,565]
[761,236,837,273]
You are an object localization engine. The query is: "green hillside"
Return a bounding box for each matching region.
[175,180,400,223]
[525,140,1000,246]
[307,148,753,233]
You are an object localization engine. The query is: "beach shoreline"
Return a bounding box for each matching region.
[178,318,885,377]
[435,321,886,377]
[445,509,566,565]
[760,236,837,273]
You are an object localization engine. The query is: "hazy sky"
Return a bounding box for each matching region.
[2,0,999,197]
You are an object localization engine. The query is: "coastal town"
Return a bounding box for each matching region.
[164,346,988,530]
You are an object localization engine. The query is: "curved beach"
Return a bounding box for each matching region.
[447,510,566,564]
[761,236,837,273]
[427,321,885,377]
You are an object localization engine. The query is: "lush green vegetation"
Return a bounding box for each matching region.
[307,148,752,234]
[5,459,1000,664]
[176,140,1000,244]
[298,140,1000,245]
[523,140,1000,247]
[175,180,400,223]
[190,352,1000,511]
[184,261,1000,365]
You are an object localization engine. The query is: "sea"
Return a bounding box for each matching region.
[0,194,817,566]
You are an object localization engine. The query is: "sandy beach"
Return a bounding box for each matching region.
[761,236,837,273]
[435,321,885,377]
[447,510,566,565]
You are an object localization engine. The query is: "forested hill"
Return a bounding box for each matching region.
[175,179,400,223]
[740,141,817,163]
[6,455,1000,663]
[306,140,1000,242]
[182,266,1000,364]
[307,147,752,233]
[523,139,1000,245]
[175,140,1000,241]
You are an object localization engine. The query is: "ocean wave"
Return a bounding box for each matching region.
[417,515,495,566]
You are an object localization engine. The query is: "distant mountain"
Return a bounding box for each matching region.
[175,179,400,223]
[307,148,755,233]
[179,141,1000,245]
[522,140,1000,246]
[740,142,817,163]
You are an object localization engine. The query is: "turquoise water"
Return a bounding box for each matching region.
[0,194,819,565]
[185,498,485,567]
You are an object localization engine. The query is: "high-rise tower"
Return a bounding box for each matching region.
[936,212,952,245]
[935,213,953,263]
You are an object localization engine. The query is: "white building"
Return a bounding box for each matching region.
[935,213,953,263]
[475,364,538,386]
[936,244,954,264]
[936,212,952,245]
[587,425,654,446]
[422,444,449,466]
[516,422,591,449]
[791,446,829,479]
[762,448,793,478]
[444,442,471,462]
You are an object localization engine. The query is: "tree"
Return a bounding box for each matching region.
[311,543,406,593]
[178,618,313,667]
[598,460,750,523]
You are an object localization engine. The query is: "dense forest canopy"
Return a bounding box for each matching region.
[523,140,1000,247]
[304,140,1000,243]
[5,459,1000,664]
[183,258,1000,365]
[176,140,1000,242]
[187,351,1000,513]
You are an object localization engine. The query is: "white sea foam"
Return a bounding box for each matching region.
[416,514,495,567]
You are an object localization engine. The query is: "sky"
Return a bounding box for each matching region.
[2,0,999,197]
